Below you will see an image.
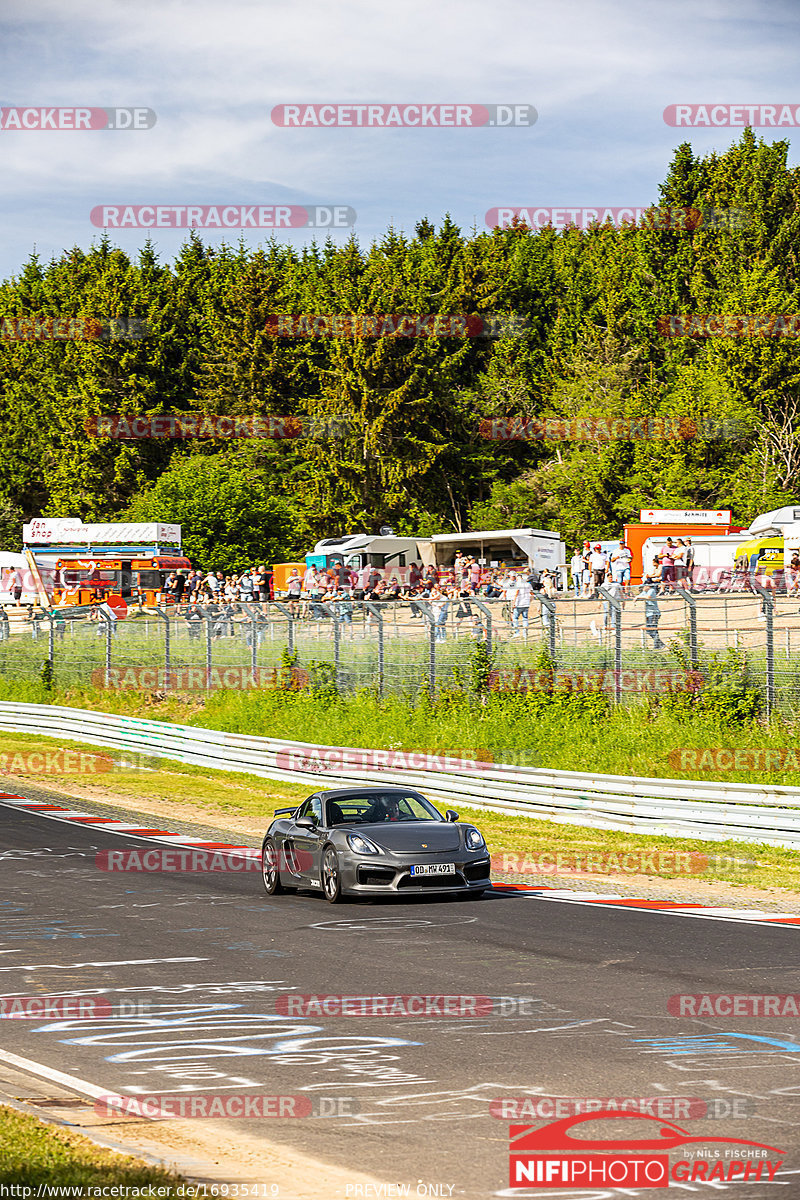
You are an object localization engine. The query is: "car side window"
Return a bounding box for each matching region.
[297,796,323,826]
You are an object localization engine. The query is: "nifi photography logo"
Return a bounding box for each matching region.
[508,1110,784,1188]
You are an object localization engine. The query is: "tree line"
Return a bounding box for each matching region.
[1,130,799,569]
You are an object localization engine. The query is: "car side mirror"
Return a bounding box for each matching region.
[445,810,459,822]
[295,816,316,830]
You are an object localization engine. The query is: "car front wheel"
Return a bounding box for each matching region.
[322,846,343,903]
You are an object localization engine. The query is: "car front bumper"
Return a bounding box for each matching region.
[341,855,491,895]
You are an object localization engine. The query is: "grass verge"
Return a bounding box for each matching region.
[0,1103,186,1191]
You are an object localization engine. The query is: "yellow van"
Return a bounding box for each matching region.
[734,536,784,580]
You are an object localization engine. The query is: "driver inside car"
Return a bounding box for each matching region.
[363,796,402,822]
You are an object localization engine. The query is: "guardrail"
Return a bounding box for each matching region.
[0,702,799,848]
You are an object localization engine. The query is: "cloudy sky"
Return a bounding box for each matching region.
[0,0,797,279]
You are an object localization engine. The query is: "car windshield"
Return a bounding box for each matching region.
[326,792,442,826]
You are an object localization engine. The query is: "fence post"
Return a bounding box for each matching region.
[364,602,384,697]
[751,581,775,715]
[270,600,295,656]
[205,614,213,691]
[598,586,622,704]
[672,584,698,667]
[537,595,557,663]
[95,609,113,688]
[46,611,55,684]
[470,597,493,655]
[240,602,259,686]
[154,607,170,690]
[415,600,437,699]
[320,603,342,694]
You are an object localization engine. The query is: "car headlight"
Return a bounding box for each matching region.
[464,826,485,850]
[347,833,381,855]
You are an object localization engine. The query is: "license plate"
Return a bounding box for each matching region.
[410,864,453,876]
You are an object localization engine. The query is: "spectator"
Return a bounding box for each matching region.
[634,575,665,649]
[185,603,204,639]
[286,568,302,617]
[409,561,423,590]
[788,553,800,598]
[335,559,350,593]
[238,570,254,604]
[251,564,265,603]
[205,571,221,596]
[469,558,481,591]
[423,564,439,589]
[429,586,449,641]
[659,539,677,594]
[509,573,533,638]
[589,543,608,595]
[336,589,354,637]
[610,541,632,593]
[570,548,584,598]
[683,538,695,589]
[540,569,557,599]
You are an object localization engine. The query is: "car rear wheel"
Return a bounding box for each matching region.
[262,838,294,895]
[322,846,343,903]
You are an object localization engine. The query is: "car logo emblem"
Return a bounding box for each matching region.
[422,843,428,848]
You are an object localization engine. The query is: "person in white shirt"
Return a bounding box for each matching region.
[589,544,608,596]
[610,541,632,594]
[570,550,584,598]
[510,574,533,636]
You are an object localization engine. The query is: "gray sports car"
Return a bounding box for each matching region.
[261,786,491,902]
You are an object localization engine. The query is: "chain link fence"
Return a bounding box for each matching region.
[0,590,794,713]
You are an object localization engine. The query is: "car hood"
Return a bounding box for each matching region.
[359,822,462,853]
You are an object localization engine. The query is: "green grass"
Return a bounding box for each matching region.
[0,1104,186,1191]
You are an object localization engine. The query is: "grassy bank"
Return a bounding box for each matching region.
[0,1104,186,1192]
[3,668,800,787]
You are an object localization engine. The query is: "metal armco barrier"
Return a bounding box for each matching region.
[0,702,799,848]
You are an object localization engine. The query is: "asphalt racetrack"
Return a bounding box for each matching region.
[2,789,800,1198]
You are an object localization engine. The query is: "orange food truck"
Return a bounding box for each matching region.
[23,520,191,613]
